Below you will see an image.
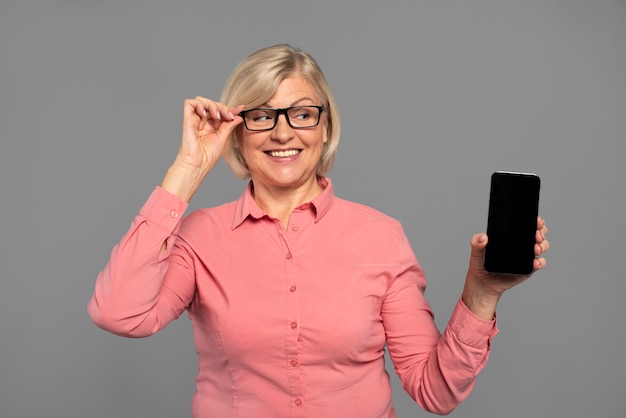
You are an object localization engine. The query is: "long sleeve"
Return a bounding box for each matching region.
[87,187,195,338]
[383,232,498,415]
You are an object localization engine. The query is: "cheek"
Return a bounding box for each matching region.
[238,132,264,154]
[236,130,251,150]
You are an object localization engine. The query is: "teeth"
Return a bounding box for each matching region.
[268,150,299,157]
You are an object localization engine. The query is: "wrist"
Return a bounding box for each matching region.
[462,277,501,321]
[161,161,208,203]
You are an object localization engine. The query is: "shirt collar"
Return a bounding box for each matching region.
[232,176,336,229]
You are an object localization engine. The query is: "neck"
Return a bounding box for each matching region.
[251,177,324,227]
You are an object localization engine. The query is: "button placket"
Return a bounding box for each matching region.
[281,229,302,406]
[282,210,312,409]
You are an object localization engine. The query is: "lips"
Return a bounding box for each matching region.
[266,149,301,158]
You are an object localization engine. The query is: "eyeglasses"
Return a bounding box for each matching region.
[239,105,325,131]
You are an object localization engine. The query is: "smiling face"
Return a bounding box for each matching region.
[238,74,328,195]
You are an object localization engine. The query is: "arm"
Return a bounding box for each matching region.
[88,97,244,336]
[87,187,194,337]
[383,234,497,415]
[386,218,549,414]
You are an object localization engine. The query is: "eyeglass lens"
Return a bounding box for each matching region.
[243,106,321,130]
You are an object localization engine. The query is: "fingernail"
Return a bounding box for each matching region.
[478,233,487,243]
[228,112,235,119]
[216,111,221,120]
[203,109,207,118]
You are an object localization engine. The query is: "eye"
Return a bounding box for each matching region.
[250,110,275,123]
[291,108,313,120]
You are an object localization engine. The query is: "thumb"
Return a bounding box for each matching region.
[470,233,488,256]
[468,233,488,272]
[214,113,243,144]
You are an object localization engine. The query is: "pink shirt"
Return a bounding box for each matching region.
[88,177,497,417]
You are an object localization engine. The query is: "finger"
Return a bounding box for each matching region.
[470,233,488,252]
[537,237,550,254]
[536,229,545,244]
[183,99,215,136]
[534,257,547,271]
[202,101,246,121]
[191,96,222,121]
[184,98,204,119]
[535,237,550,255]
[183,99,208,136]
[224,105,246,121]
[187,97,236,122]
[468,233,489,273]
[215,104,246,122]
[213,113,244,142]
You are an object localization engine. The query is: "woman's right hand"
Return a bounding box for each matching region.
[177,97,244,173]
[162,97,244,202]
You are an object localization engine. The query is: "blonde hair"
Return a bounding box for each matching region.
[220,44,340,179]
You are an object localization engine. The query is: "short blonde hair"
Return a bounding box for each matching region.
[220,44,340,179]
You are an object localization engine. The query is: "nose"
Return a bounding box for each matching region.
[270,113,294,143]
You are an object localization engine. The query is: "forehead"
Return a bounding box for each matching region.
[266,75,320,107]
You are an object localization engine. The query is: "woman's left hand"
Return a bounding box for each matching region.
[461,217,549,319]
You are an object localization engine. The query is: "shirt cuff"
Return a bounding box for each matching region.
[448,298,499,349]
[139,186,189,233]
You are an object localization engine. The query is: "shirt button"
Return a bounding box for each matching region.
[290,359,298,367]
[170,211,179,218]
[286,252,292,260]
[294,399,303,407]
[289,285,297,292]
[292,225,299,231]
[290,322,297,329]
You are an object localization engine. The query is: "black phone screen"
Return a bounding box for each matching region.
[484,171,541,275]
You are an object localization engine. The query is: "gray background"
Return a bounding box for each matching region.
[1,1,624,417]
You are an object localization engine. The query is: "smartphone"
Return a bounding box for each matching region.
[484,171,541,275]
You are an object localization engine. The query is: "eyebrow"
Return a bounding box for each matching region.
[261,97,317,108]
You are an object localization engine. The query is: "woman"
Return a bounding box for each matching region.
[88,44,549,417]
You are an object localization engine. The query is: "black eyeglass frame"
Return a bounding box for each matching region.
[238,105,325,131]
